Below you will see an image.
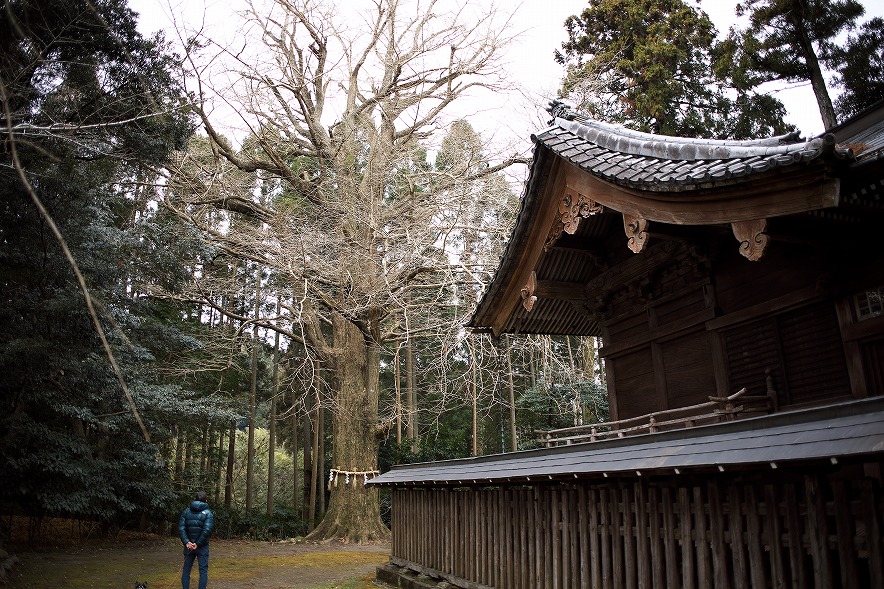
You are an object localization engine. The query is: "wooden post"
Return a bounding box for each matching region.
[861,479,883,589]
[804,475,832,589]
[745,485,767,589]
[579,484,590,589]
[764,484,787,589]
[590,486,602,589]
[623,486,636,589]
[636,481,651,589]
[783,483,807,589]
[707,481,731,589]
[831,481,859,589]
[661,487,678,589]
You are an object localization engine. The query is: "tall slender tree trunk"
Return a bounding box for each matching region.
[184,436,193,487]
[471,339,478,456]
[405,335,417,452]
[173,428,184,484]
[224,421,235,508]
[394,343,402,444]
[291,395,299,513]
[789,10,837,129]
[200,426,209,482]
[308,381,320,530]
[301,409,312,521]
[506,336,517,452]
[318,406,325,515]
[246,272,261,511]
[214,428,225,504]
[267,305,281,516]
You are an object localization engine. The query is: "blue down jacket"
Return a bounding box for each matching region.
[178,500,214,547]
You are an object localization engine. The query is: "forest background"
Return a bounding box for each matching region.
[1,0,882,545]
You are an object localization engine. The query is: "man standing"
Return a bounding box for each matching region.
[178,491,214,589]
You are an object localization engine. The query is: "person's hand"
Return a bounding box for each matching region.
[186,542,197,551]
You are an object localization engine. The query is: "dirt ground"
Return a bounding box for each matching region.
[6,537,391,589]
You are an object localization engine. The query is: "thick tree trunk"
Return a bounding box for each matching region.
[306,312,389,543]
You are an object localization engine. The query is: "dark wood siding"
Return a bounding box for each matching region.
[663,330,717,408]
[723,320,779,397]
[779,303,851,404]
[723,302,851,407]
[610,347,657,419]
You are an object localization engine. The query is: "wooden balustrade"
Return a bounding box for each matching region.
[535,387,773,447]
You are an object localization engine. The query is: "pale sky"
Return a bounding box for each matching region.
[132,0,884,158]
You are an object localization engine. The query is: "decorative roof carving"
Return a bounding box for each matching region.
[732,218,769,261]
[545,189,604,250]
[520,271,537,312]
[623,215,649,254]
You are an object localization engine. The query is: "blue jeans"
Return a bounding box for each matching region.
[182,544,209,589]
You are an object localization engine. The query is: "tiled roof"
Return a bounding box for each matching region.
[533,103,843,191]
[369,397,884,486]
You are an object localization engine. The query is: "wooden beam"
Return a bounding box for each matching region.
[563,162,838,225]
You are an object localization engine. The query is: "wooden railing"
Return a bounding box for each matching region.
[536,387,773,447]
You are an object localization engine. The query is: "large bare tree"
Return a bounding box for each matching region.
[168,0,525,541]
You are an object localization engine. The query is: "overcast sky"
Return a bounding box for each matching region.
[133,0,884,158]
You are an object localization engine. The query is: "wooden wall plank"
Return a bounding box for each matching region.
[861,479,883,589]
[590,486,602,589]
[783,483,808,589]
[693,486,710,588]
[831,480,859,589]
[707,481,731,589]
[727,485,747,589]
[601,487,612,586]
[662,487,679,589]
[579,484,590,589]
[623,486,637,589]
[612,486,624,589]
[763,484,787,589]
[745,485,767,589]
[679,487,696,589]
[804,475,832,589]
[636,482,651,589]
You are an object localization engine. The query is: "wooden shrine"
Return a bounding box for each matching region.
[370,100,884,589]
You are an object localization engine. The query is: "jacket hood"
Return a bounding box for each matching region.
[189,500,209,512]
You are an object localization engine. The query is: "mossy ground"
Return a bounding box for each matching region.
[6,537,389,589]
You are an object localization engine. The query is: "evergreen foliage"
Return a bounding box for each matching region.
[556,0,792,138]
[0,0,211,526]
[730,0,875,128]
[831,17,884,118]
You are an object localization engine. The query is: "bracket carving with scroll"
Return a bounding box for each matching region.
[623,214,649,253]
[520,271,538,312]
[732,218,769,261]
[545,189,604,250]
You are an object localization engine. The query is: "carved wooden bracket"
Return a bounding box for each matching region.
[520,271,537,312]
[546,189,604,250]
[623,214,649,253]
[732,218,769,261]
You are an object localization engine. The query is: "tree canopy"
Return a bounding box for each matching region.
[729,0,879,129]
[0,0,202,522]
[556,0,792,138]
